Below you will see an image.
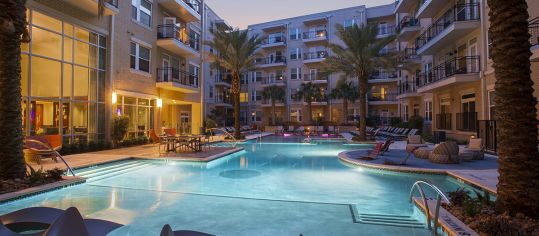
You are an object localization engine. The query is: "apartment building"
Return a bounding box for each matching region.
[20,0,226,143]
[394,0,539,149]
[243,4,398,127]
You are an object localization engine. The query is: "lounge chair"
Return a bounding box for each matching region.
[460,138,485,161]
[328,126,335,134]
[295,126,305,135]
[44,207,122,236]
[380,138,394,155]
[160,224,215,236]
[149,129,160,144]
[287,126,295,133]
[24,135,63,164]
[275,126,284,135]
[358,143,384,160]
[164,128,177,136]
[317,126,324,135]
[405,135,428,153]
[429,141,460,164]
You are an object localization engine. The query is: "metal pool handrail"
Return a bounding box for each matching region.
[209,128,238,147]
[409,180,450,236]
[25,139,76,176]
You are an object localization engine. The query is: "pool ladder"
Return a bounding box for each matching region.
[209,128,238,147]
[25,139,76,176]
[409,181,450,236]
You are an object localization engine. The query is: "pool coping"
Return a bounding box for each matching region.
[413,197,479,236]
[338,151,497,195]
[133,147,245,162]
[0,176,86,204]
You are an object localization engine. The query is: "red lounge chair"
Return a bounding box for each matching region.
[24,135,62,164]
[164,128,177,136]
[359,142,384,160]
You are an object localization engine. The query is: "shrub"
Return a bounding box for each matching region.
[407,116,424,131]
[45,168,65,181]
[112,116,130,145]
[88,141,97,152]
[389,117,402,127]
[366,116,381,127]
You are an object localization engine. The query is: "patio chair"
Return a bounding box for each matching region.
[164,128,177,136]
[317,126,324,134]
[287,126,295,133]
[429,141,460,164]
[459,138,485,161]
[328,126,335,134]
[380,138,394,155]
[24,135,62,164]
[43,207,122,236]
[358,143,384,160]
[275,126,284,134]
[160,224,214,236]
[295,126,305,135]
[149,129,160,144]
[405,135,428,152]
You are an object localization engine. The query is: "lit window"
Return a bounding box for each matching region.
[425,101,433,121]
[240,93,249,103]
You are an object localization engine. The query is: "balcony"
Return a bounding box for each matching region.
[62,0,118,16]
[436,113,452,130]
[261,100,285,107]
[456,112,477,132]
[302,30,328,43]
[415,4,480,55]
[156,67,199,93]
[157,0,201,22]
[416,0,452,19]
[214,74,231,87]
[368,93,398,105]
[376,25,395,39]
[303,51,327,64]
[530,17,539,61]
[397,17,420,41]
[261,77,286,87]
[255,56,287,68]
[303,74,328,84]
[369,70,399,83]
[261,35,286,49]
[396,81,420,99]
[396,48,421,65]
[394,0,416,14]
[417,56,480,93]
[304,96,328,106]
[156,25,200,58]
[214,96,232,107]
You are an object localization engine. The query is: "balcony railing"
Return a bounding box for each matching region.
[303,30,327,40]
[418,56,480,87]
[157,24,200,52]
[398,16,420,30]
[261,76,286,85]
[368,93,398,102]
[456,112,477,132]
[378,47,397,56]
[377,25,395,36]
[183,0,201,14]
[105,0,118,8]
[398,81,418,95]
[156,67,198,88]
[256,56,287,65]
[262,35,286,45]
[215,96,232,104]
[303,74,329,82]
[262,99,285,105]
[530,17,539,47]
[304,51,328,60]
[416,3,480,50]
[215,74,231,84]
[370,70,398,80]
[436,113,452,130]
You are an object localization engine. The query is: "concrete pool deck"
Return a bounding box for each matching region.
[339,141,499,194]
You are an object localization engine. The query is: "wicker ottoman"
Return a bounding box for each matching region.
[413,147,432,159]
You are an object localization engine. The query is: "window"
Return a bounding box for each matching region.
[130,42,150,73]
[251,111,262,122]
[209,85,214,98]
[189,64,200,87]
[348,108,360,122]
[290,48,302,60]
[253,71,262,82]
[255,90,262,101]
[488,91,495,119]
[251,90,256,102]
[240,92,249,103]
[132,0,152,27]
[403,104,409,121]
[425,101,433,121]
[344,19,357,29]
[289,28,301,40]
[290,109,302,122]
[290,67,302,80]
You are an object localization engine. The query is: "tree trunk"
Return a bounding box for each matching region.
[488,0,539,218]
[357,75,368,141]
[307,102,313,125]
[272,99,276,125]
[0,0,28,179]
[231,74,241,139]
[343,99,349,125]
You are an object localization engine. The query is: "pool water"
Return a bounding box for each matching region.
[0,136,474,236]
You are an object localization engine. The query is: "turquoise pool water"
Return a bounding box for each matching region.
[0,136,475,235]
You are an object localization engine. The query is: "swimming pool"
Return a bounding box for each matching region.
[0,136,476,235]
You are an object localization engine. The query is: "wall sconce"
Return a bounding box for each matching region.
[112,92,117,104]
[251,112,256,116]
[156,98,163,108]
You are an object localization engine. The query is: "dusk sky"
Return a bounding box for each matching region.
[205,0,395,29]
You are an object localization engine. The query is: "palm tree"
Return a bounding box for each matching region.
[329,77,359,125]
[0,0,29,179]
[488,0,539,218]
[262,85,286,125]
[205,29,262,138]
[294,82,323,124]
[323,24,394,141]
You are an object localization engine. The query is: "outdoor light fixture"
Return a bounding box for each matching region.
[112,92,117,104]
[156,98,163,108]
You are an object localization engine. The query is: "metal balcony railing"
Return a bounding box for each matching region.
[398,81,418,95]
[303,74,329,82]
[377,25,395,35]
[157,24,200,52]
[416,3,480,50]
[262,35,286,45]
[215,74,231,84]
[418,56,480,87]
[303,30,327,40]
[530,17,539,47]
[370,70,398,80]
[156,67,198,88]
[368,93,398,102]
[303,51,328,60]
[105,0,118,8]
[183,0,201,14]
[456,112,477,132]
[256,56,287,65]
[215,96,232,104]
[378,47,397,56]
[261,76,286,85]
[436,113,452,130]
[399,16,420,30]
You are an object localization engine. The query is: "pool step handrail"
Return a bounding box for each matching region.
[409,180,450,236]
[25,139,76,176]
[209,128,238,147]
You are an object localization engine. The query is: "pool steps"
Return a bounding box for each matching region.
[357,213,425,228]
[76,161,150,181]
